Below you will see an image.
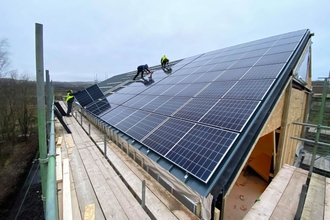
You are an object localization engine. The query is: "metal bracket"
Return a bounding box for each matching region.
[39,158,49,164]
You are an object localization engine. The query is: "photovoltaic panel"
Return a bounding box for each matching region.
[175,82,208,97]
[153,96,190,116]
[196,81,236,98]
[242,64,284,80]
[173,98,218,121]
[106,93,135,105]
[115,110,149,132]
[74,90,93,107]
[160,84,187,96]
[208,61,235,72]
[224,79,275,100]
[265,43,298,55]
[191,71,223,83]
[122,95,152,109]
[200,99,260,132]
[141,96,172,112]
[142,118,194,155]
[86,84,104,100]
[101,106,136,126]
[255,51,292,66]
[215,67,250,81]
[126,113,167,141]
[165,124,238,182]
[230,57,260,69]
[86,98,111,116]
[241,48,268,59]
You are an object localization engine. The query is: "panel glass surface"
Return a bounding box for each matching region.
[126,113,168,141]
[242,64,284,80]
[74,90,93,107]
[196,81,236,98]
[86,84,104,100]
[142,118,194,155]
[200,99,260,132]
[86,98,111,116]
[224,79,275,100]
[165,124,238,182]
[153,97,190,116]
[173,98,218,121]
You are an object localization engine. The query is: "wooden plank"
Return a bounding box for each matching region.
[213,208,220,220]
[83,204,95,220]
[63,158,73,220]
[87,145,150,220]
[65,134,75,148]
[69,149,105,220]
[270,168,308,219]
[243,164,295,220]
[301,173,326,220]
[96,141,178,220]
[56,136,63,146]
[70,166,82,220]
[56,147,63,183]
[57,182,63,220]
[78,147,129,219]
[108,141,199,220]
[325,177,330,220]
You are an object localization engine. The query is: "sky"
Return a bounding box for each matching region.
[1,0,329,82]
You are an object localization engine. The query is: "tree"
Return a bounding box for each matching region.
[0,39,10,78]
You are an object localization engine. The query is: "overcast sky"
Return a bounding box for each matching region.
[1,0,329,82]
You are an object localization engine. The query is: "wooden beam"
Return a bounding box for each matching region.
[301,173,326,220]
[325,177,330,220]
[213,208,220,220]
[56,136,63,146]
[63,158,73,220]
[56,147,63,183]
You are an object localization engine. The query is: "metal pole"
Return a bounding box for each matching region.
[88,123,91,136]
[46,103,59,220]
[141,180,146,208]
[45,70,51,138]
[104,134,107,158]
[35,23,48,209]
[307,78,328,184]
[80,112,82,125]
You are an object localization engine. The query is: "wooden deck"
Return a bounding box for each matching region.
[243,164,330,220]
[55,108,198,220]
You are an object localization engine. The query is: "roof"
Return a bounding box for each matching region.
[75,29,312,197]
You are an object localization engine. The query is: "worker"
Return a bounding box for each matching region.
[160,55,169,69]
[66,90,77,116]
[133,64,152,80]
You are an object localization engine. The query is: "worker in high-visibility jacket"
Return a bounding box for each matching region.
[160,55,169,69]
[66,90,77,116]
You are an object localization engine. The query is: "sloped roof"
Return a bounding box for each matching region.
[76,29,311,197]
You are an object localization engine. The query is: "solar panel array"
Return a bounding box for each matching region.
[74,84,112,115]
[84,30,307,183]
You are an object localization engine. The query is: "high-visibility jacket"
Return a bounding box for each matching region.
[66,92,74,103]
[161,55,169,63]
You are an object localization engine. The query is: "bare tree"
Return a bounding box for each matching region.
[0,39,10,78]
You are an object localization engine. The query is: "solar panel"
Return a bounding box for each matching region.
[86,84,104,100]
[142,118,194,155]
[85,98,111,116]
[126,113,167,141]
[200,99,260,132]
[173,98,218,121]
[74,90,93,107]
[74,84,104,107]
[165,124,238,182]
[224,79,275,100]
